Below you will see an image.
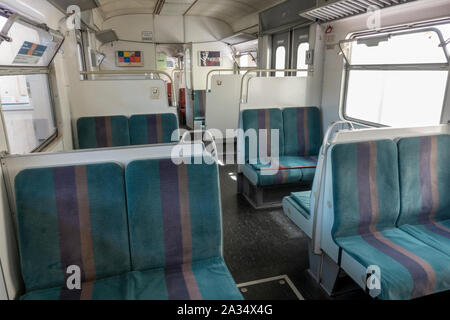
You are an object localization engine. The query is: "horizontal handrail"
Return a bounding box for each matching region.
[205,68,257,92]
[239,68,310,106]
[80,70,177,107]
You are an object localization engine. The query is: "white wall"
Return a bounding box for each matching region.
[320,0,450,129]
[191,41,235,90]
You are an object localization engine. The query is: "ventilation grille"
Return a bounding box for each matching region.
[300,0,418,22]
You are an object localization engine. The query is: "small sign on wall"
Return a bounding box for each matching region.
[116,51,144,67]
[142,31,153,42]
[199,51,221,67]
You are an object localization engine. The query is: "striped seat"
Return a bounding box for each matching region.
[77,116,130,149]
[15,163,131,299]
[331,140,450,300]
[129,113,179,145]
[125,158,242,300]
[397,135,450,257]
[241,107,320,186]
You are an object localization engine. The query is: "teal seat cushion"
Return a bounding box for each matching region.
[397,135,450,226]
[125,158,223,271]
[243,156,317,186]
[291,191,311,218]
[77,116,130,149]
[400,220,450,258]
[131,258,243,300]
[242,108,284,162]
[21,272,133,300]
[22,258,243,300]
[15,163,131,293]
[331,140,400,239]
[336,228,450,300]
[129,113,179,146]
[283,107,321,157]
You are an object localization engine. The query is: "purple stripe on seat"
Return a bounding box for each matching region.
[159,160,190,300]
[361,233,434,298]
[165,264,190,300]
[147,115,158,144]
[53,166,84,300]
[356,142,436,298]
[297,109,308,157]
[357,143,373,235]
[94,117,108,148]
[419,137,434,225]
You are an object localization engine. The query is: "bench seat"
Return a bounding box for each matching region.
[22,257,242,300]
[240,107,321,188]
[336,228,450,300]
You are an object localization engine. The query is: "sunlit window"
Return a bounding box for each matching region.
[296,43,309,77]
[275,46,286,77]
[343,23,449,127]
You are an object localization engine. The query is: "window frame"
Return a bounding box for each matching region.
[0,9,64,154]
[340,20,450,128]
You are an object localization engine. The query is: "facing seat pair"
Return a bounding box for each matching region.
[240,107,321,187]
[76,113,179,150]
[285,135,450,300]
[15,158,242,300]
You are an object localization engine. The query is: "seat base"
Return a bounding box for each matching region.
[238,173,311,210]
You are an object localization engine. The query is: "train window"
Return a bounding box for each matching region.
[342,24,450,127]
[0,74,57,154]
[275,46,286,77]
[296,43,309,77]
[239,54,257,74]
[0,10,63,154]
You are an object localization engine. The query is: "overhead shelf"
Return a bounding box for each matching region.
[300,0,418,23]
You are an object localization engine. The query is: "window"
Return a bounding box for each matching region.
[342,22,450,127]
[275,46,286,77]
[0,74,57,154]
[296,43,309,77]
[0,9,63,154]
[239,54,257,74]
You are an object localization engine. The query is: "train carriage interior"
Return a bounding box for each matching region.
[0,0,450,303]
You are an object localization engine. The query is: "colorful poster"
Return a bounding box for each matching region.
[116,51,144,67]
[13,41,48,64]
[199,51,221,67]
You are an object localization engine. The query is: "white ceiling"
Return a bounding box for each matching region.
[96,0,284,25]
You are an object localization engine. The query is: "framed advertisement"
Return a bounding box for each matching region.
[199,51,221,67]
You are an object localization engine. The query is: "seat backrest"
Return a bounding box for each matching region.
[283,107,321,157]
[241,108,285,162]
[331,140,400,239]
[129,113,179,145]
[397,135,450,226]
[77,116,130,150]
[193,90,206,119]
[125,158,222,271]
[15,163,131,293]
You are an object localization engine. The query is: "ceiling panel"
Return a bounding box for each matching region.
[93,0,283,23]
[187,0,282,24]
[97,0,158,19]
[160,0,195,16]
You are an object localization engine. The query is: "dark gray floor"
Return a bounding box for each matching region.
[219,164,450,301]
[219,164,359,300]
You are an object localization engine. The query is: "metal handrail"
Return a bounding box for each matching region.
[239,68,310,105]
[80,70,177,107]
[205,68,257,92]
[311,121,355,256]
